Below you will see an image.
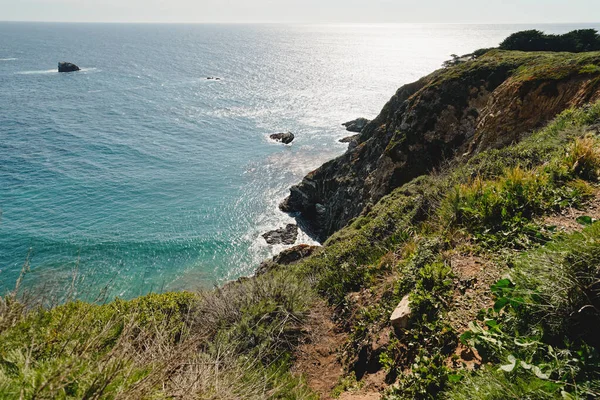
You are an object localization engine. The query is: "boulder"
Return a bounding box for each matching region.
[339,134,360,143]
[256,244,318,275]
[262,224,298,245]
[390,295,411,331]
[342,118,370,133]
[270,132,295,144]
[58,62,80,73]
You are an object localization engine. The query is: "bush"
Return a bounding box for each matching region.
[500,29,600,53]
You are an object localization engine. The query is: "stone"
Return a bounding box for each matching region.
[339,134,360,143]
[270,132,295,144]
[262,224,298,245]
[390,295,411,330]
[58,62,80,73]
[342,118,370,133]
[256,244,318,275]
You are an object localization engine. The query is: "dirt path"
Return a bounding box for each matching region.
[543,190,600,233]
[292,300,348,398]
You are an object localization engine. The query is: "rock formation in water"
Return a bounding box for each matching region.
[58,62,80,73]
[262,224,298,245]
[270,132,295,144]
[339,134,360,143]
[342,118,370,133]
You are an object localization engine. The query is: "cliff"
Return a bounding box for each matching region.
[281,50,600,241]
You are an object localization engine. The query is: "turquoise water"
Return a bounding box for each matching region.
[1,22,598,298]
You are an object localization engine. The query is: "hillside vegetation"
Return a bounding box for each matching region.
[2,46,600,399]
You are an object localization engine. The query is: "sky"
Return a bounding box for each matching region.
[1,0,599,24]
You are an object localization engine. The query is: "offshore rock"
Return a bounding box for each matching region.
[256,244,318,275]
[58,62,80,72]
[342,118,370,133]
[262,224,298,245]
[270,132,295,144]
[281,50,600,242]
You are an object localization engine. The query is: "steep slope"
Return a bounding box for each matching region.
[281,50,600,241]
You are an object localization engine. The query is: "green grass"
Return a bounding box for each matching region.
[0,273,317,399]
[434,49,600,86]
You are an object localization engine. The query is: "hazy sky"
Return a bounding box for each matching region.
[2,0,600,23]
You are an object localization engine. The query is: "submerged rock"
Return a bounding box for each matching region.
[256,244,318,275]
[58,62,80,73]
[342,118,370,133]
[270,132,295,144]
[262,224,298,245]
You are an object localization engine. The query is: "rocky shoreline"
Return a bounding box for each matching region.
[277,51,600,242]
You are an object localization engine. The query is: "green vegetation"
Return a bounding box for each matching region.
[0,272,317,399]
[451,224,600,399]
[500,29,600,53]
[296,101,600,399]
[2,46,600,399]
[439,47,600,85]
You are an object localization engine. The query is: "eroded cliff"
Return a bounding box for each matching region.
[281,50,600,241]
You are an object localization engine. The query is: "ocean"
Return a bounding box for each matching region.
[1,22,598,299]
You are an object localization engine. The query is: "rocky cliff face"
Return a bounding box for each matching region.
[281,50,600,241]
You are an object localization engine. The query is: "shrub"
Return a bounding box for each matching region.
[499,29,600,53]
[194,271,313,362]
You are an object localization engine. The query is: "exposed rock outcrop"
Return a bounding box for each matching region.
[270,132,295,144]
[58,62,80,72]
[342,118,370,133]
[281,50,600,242]
[390,295,411,331]
[339,134,360,143]
[256,244,319,275]
[262,224,298,245]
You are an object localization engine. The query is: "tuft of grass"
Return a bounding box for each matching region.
[564,135,600,181]
[439,132,600,249]
[510,222,600,341]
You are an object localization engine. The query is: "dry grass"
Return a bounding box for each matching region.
[0,270,317,399]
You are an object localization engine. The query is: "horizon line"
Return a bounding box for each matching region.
[1,20,600,25]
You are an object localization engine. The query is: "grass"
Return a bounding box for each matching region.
[0,272,317,399]
[432,49,600,89]
[451,223,600,399]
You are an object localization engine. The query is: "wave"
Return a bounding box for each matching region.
[16,67,98,75]
[0,58,17,61]
[16,69,57,75]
